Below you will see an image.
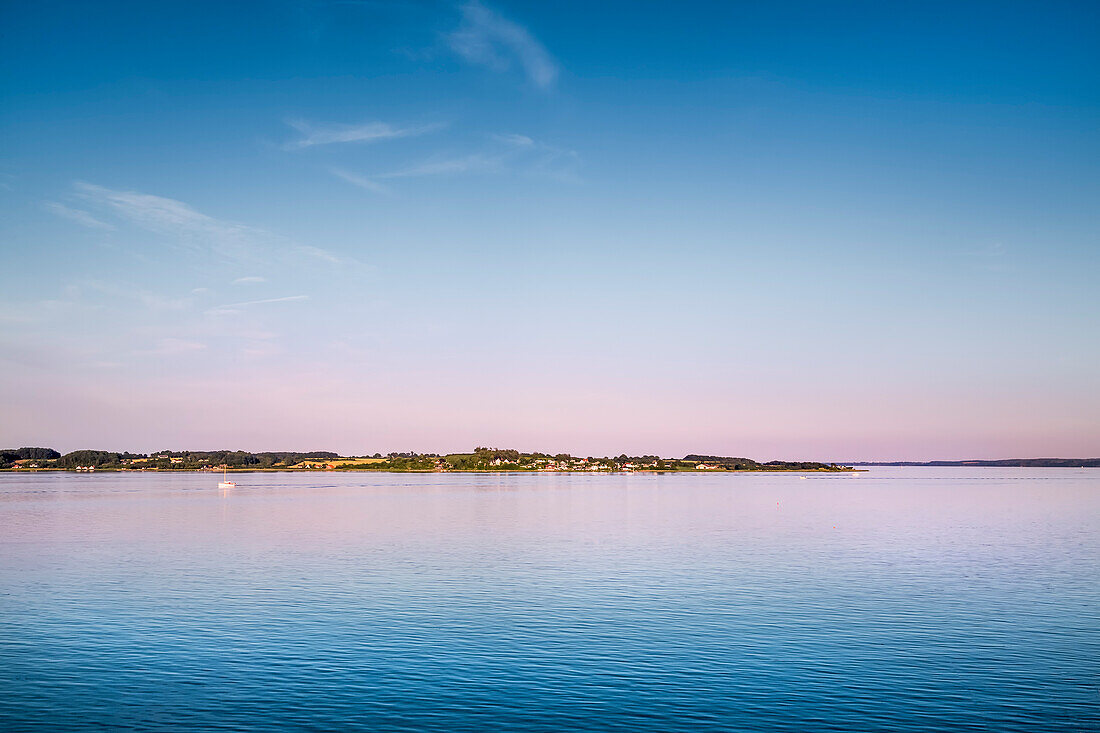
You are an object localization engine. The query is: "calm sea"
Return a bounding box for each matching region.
[1,468,1097,731]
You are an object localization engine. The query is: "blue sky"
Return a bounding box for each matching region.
[1,0,1097,459]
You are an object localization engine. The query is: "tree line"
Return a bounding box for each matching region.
[0,447,61,468]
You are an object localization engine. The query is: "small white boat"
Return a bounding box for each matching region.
[218,465,236,489]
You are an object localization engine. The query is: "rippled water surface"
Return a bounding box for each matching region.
[1,468,1098,731]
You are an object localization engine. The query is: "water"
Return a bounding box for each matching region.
[1,468,1097,731]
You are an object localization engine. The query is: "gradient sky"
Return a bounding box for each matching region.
[1,0,1097,460]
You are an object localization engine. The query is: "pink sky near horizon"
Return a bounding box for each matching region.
[3,359,1097,460]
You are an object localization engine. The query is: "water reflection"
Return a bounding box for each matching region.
[1,468,1097,731]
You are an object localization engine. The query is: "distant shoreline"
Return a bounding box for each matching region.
[848,459,1100,468]
[1,449,853,473]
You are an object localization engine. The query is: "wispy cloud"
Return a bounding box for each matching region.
[381,153,503,179]
[332,133,580,193]
[330,154,504,195]
[492,132,535,147]
[448,1,559,89]
[222,295,310,308]
[232,276,267,284]
[205,295,310,317]
[44,202,115,231]
[74,182,266,260]
[330,168,390,194]
[284,119,444,150]
[296,245,344,264]
[494,132,582,182]
[528,145,583,184]
[70,182,345,265]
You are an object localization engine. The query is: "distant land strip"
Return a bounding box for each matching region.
[1,447,850,473]
[849,459,1100,468]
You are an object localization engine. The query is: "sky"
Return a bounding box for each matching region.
[1,0,1098,460]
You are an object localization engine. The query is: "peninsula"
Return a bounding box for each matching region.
[1,447,850,473]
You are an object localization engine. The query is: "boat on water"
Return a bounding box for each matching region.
[218,465,236,489]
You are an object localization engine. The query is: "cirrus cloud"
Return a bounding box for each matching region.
[448,2,559,90]
[284,119,445,150]
[70,182,346,266]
